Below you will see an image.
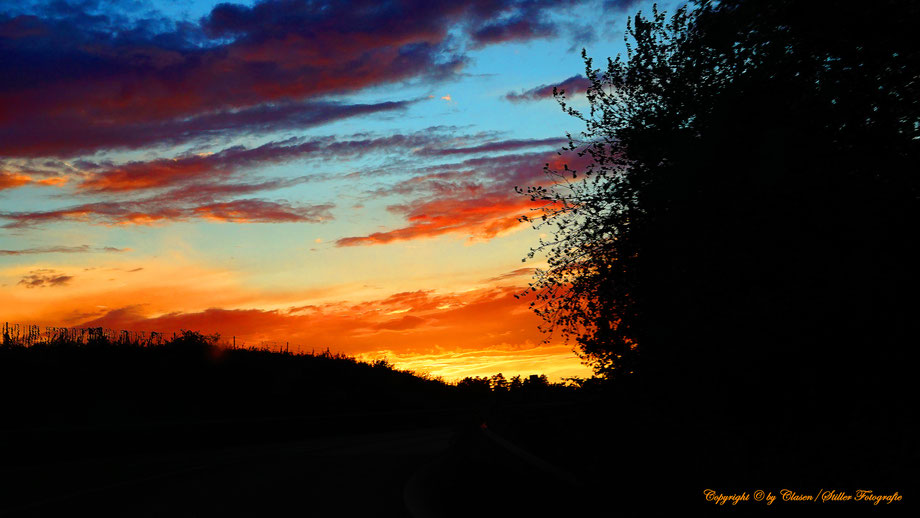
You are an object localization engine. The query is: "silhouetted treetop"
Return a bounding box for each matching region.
[520,0,919,391]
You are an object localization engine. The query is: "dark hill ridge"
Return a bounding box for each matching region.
[0,327,579,457]
[0,329,458,430]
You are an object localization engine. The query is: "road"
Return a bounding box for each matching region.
[1,426,456,517]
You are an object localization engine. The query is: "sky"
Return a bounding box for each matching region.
[0,0,675,381]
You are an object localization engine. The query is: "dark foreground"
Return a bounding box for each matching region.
[2,424,453,516]
[2,399,914,517]
[0,407,590,518]
[0,337,914,516]
[0,337,592,517]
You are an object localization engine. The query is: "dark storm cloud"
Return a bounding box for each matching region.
[1,0,588,158]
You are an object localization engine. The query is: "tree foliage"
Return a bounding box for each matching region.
[521,0,919,387]
[518,4,698,379]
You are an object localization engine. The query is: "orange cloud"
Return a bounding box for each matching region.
[0,171,32,190]
[336,195,538,246]
[80,159,213,192]
[0,171,72,190]
[36,176,70,187]
[336,150,591,247]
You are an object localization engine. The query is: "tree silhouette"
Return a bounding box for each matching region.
[519,4,694,379]
[490,372,509,393]
[521,0,919,403]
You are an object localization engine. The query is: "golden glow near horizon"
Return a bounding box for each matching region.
[0,244,590,381]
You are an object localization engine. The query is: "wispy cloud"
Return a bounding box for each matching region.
[1,245,130,256]
[0,197,334,228]
[413,137,566,157]
[504,74,591,102]
[18,269,73,288]
[488,267,537,282]
[1,99,421,159]
[336,150,591,246]
[74,132,447,193]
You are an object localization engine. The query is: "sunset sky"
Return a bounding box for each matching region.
[0,0,672,381]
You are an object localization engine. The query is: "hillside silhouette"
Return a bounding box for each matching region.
[1,327,456,429]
